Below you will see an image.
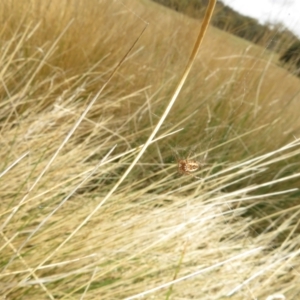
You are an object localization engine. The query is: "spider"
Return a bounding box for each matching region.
[177,158,201,176]
[174,149,207,179]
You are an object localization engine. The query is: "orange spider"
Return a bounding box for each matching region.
[177,158,201,176]
[175,150,207,178]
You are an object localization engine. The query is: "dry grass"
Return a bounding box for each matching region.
[1,0,300,299]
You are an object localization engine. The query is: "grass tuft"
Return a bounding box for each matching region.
[1,0,300,299]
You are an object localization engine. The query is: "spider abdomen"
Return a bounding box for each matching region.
[178,159,200,175]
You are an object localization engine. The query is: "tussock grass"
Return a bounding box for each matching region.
[1,0,300,299]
